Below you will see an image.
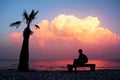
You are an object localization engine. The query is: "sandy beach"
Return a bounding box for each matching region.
[0,69,120,80]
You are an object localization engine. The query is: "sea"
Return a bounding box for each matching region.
[0,59,120,71]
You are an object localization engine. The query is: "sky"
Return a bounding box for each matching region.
[0,0,120,60]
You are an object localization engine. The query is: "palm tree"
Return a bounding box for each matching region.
[10,9,40,72]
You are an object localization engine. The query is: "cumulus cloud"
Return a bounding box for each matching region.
[8,32,22,44]
[32,14,120,46]
[8,14,120,59]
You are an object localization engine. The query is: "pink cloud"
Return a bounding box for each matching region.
[8,14,120,60]
[8,32,22,44]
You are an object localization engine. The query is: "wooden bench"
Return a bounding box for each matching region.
[67,64,96,71]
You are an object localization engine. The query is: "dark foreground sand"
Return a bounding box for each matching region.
[0,69,120,80]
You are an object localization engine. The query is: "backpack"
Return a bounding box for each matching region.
[83,54,88,63]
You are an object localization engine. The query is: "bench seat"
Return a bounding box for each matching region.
[67,64,96,71]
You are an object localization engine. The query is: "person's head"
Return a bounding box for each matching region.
[78,49,83,54]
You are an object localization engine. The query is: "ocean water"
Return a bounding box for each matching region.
[0,59,120,71]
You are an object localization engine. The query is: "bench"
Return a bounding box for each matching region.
[67,64,96,71]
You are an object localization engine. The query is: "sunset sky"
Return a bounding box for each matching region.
[0,0,120,60]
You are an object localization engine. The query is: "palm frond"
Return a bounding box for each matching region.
[33,10,39,18]
[29,10,39,22]
[23,10,29,21]
[29,10,35,21]
[35,24,40,29]
[10,21,22,28]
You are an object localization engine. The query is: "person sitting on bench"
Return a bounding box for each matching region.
[73,49,88,71]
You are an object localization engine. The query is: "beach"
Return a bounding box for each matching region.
[0,60,120,80]
[0,69,120,80]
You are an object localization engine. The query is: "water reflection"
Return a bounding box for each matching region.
[30,60,120,70]
[0,60,120,70]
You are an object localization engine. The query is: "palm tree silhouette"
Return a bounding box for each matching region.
[10,9,40,72]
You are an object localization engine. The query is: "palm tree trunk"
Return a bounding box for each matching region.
[18,26,31,72]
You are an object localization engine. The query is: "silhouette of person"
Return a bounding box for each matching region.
[73,49,88,71]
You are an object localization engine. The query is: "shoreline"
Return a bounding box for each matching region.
[0,69,120,80]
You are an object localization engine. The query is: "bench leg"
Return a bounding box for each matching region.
[90,65,95,71]
[68,67,73,72]
[74,66,77,71]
